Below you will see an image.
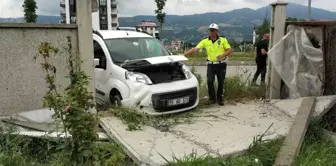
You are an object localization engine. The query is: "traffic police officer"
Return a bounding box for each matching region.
[184,23,232,106]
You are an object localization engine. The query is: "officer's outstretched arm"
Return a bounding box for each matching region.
[184,39,205,56]
[183,47,200,56]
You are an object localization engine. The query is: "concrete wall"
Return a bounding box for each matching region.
[0,23,78,116]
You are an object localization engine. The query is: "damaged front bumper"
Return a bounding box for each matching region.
[121,76,199,115]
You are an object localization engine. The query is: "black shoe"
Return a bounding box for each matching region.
[218,100,224,106]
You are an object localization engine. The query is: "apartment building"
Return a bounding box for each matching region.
[135,20,160,38]
[60,0,119,30]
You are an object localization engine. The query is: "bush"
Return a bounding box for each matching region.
[196,69,265,104]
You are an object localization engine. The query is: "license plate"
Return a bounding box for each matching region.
[167,96,190,106]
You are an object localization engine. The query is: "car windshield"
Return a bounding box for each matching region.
[104,37,170,64]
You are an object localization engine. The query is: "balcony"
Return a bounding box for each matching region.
[60,11,66,16]
[111,22,118,27]
[60,1,66,7]
[112,19,118,23]
[111,13,118,17]
[100,19,107,24]
[111,1,117,8]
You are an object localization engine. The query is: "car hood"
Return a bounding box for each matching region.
[121,55,188,67]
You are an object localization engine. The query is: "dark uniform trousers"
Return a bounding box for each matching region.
[252,58,267,84]
[207,63,227,102]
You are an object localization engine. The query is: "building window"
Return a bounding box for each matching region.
[100,7,107,15]
[70,16,76,23]
[99,0,107,5]
[100,17,107,24]
[101,25,108,30]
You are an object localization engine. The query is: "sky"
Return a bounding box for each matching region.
[0,0,335,18]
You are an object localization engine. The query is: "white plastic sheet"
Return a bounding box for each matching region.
[268,27,325,99]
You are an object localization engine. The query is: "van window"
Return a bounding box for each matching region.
[93,41,107,69]
[104,37,170,64]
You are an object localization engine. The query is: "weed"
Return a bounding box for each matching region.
[294,120,336,166]
[190,65,203,86]
[35,42,100,165]
[109,107,197,132]
[197,68,265,105]
[109,107,147,131]
[0,124,132,166]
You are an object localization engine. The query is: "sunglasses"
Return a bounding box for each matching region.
[209,29,216,32]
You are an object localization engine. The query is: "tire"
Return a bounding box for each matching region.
[110,94,122,107]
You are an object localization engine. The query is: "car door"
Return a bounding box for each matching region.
[93,40,109,104]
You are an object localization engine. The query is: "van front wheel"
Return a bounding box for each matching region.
[111,94,122,107]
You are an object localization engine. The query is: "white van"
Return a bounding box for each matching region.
[93,30,199,115]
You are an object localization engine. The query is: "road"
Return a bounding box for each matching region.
[189,65,259,82]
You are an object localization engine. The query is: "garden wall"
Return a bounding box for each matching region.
[0,23,78,116]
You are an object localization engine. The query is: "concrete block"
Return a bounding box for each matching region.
[272,95,336,119]
[0,26,78,116]
[274,97,316,166]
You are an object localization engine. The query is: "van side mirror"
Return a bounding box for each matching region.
[94,58,100,67]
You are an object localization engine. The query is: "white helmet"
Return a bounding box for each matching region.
[209,23,219,30]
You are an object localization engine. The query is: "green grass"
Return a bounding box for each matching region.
[186,51,255,62]
[109,107,197,132]
[165,121,336,166]
[191,65,265,106]
[0,124,134,166]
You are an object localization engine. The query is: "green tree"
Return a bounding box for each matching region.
[256,17,302,39]
[154,0,167,32]
[256,18,271,39]
[286,17,298,21]
[22,0,38,23]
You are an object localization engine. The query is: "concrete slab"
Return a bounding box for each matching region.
[0,108,108,140]
[100,101,293,166]
[100,116,210,166]
[1,118,57,132]
[275,97,316,166]
[271,95,336,119]
[100,97,336,166]
[16,108,55,123]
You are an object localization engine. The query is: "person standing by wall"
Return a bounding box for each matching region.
[252,33,270,86]
[183,23,232,106]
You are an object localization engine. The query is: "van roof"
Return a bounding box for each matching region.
[94,30,152,39]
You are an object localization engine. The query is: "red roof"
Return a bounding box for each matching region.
[135,22,158,27]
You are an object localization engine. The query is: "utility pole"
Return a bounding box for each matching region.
[308,0,312,20]
[76,0,96,113]
[267,1,288,99]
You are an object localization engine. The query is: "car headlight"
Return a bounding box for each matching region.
[125,71,153,85]
[182,65,192,79]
